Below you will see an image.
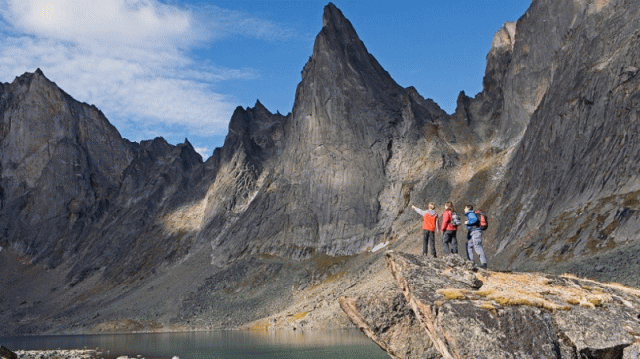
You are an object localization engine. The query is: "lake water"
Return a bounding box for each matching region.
[0,330,389,359]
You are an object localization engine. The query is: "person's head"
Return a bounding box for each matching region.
[444,201,455,212]
[428,202,436,210]
[465,204,474,213]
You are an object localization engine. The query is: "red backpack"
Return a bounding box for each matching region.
[475,210,488,230]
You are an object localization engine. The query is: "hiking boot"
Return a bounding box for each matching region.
[480,263,487,270]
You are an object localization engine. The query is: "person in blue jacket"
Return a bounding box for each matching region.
[464,204,487,269]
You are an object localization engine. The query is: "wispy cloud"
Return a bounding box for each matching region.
[0,0,297,142]
[198,4,299,41]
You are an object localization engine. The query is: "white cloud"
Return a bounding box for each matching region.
[0,34,241,134]
[5,0,194,47]
[194,146,211,159]
[0,0,297,137]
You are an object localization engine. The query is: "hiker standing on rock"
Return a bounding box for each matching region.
[464,204,487,269]
[412,202,439,258]
[441,201,459,255]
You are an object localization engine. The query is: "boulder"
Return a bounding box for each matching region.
[624,343,640,359]
[340,287,441,359]
[0,346,17,359]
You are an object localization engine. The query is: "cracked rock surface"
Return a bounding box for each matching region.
[342,251,640,359]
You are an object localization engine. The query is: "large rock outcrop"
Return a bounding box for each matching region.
[342,251,640,359]
[339,287,443,359]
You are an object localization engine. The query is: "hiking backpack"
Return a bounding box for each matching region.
[451,212,462,227]
[475,210,488,230]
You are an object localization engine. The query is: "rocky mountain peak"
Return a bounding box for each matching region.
[301,2,393,89]
[490,22,516,54]
[322,3,355,34]
[1,70,132,188]
[8,68,56,99]
[11,68,69,102]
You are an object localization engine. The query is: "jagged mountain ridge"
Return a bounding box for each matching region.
[0,69,207,285]
[2,0,640,336]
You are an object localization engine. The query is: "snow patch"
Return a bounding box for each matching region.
[370,241,389,253]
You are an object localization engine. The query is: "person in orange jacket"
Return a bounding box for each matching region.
[412,202,439,257]
[440,201,459,255]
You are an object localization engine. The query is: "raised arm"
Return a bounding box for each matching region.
[411,205,427,216]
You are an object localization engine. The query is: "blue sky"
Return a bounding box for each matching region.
[0,0,532,159]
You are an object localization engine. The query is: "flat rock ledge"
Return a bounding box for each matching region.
[340,251,640,359]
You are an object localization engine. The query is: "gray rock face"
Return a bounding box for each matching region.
[340,287,442,359]
[484,0,640,279]
[68,136,205,284]
[342,251,640,359]
[625,343,640,358]
[0,70,206,285]
[0,70,134,268]
[206,3,453,264]
[201,102,290,264]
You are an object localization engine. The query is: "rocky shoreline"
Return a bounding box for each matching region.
[14,350,99,359]
[1,346,179,359]
[2,347,99,359]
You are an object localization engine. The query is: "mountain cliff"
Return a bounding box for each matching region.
[0,69,206,286]
[2,0,640,338]
[485,0,640,281]
[206,3,456,264]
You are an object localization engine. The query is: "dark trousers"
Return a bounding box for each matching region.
[423,230,436,257]
[442,230,458,254]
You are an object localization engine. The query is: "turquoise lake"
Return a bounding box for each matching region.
[0,329,389,359]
